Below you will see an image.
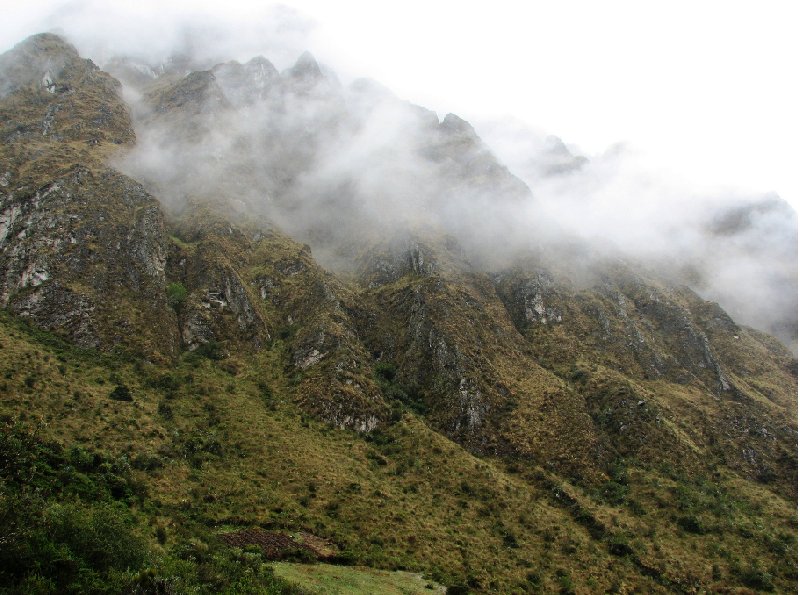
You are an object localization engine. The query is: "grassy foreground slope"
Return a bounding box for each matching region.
[0,310,795,593]
[271,563,445,594]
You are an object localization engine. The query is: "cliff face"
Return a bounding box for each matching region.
[0,34,178,361]
[166,208,390,431]
[0,33,796,593]
[0,165,174,356]
[352,237,796,495]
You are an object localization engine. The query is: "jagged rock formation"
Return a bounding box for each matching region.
[108,47,535,266]
[354,238,797,494]
[167,208,389,430]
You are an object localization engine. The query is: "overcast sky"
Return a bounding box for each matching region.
[1,0,798,210]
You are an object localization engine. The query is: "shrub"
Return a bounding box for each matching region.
[526,570,542,587]
[195,341,223,361]
[157,401,173,420]
[607,533,634,557]
[737,563,774,591]
[600,480,628,506]
[374,362,397,382]
[166,282,188,309]
[373,362,428,416]
[109,385,133,401]
[677,514,705,534]
[147,373,181,394]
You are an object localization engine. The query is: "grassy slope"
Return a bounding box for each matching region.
[272,563,445,594]
[0,309,796,593]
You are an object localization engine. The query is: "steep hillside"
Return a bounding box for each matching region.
[0,33,797,594]
[1,308,796,593]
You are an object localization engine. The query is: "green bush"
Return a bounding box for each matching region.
[166,282,188,309]
[109,385,132,401]
[677,514,705,534]
[373,363,428,416]
[195,341,224,361]
[374,362,397,382]
[736,563,774,591]
[157,401,173,420]
[0,493,148,592]
[0,422,297,594]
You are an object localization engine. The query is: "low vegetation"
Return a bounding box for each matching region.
[0,310,795,593]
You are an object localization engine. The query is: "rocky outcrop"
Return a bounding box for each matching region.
[0,33,134,145]
[145,70,229,115]
[0,165,178,359]
[357,248,611,476]
[355,239,797,491]
[167,211,389,432]
[211,57,278,105]
[493,266,736,390]
[0,34,178,360]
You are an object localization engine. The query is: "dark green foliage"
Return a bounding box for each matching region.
[568,366,589,384]
[0,422,297,594]
[0,422,139,502]
[0,496,149,593]
[607,533,634,557]
[180,430,224,468]
[501,528,520,548]
[555,568,575,594]
[157,400,173,420]
[373,362,428,416]
[258,381,276,409]
[0,422,146,592]
[109,384,132,401]
[526,570,542,587]
[677,515,705,534]
[166,282,188,309]
[374,362,397,382]
[599,480,628,506]
[194,341,224,361]
[147,372,181,396]
[277,327,293,341]
[736,563,775,591]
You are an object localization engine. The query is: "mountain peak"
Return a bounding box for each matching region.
[0,32,85,97]
[286,50,323,80]
[13,32,78,57]
[440,112,477,137]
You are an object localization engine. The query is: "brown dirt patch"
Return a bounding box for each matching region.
[219,528,335,560]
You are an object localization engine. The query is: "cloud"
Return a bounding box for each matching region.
[1,1,317,70]
[478,118,798,350]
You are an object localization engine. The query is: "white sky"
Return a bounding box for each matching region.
[1,0,798,209]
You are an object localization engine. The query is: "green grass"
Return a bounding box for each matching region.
[272,563,445,594]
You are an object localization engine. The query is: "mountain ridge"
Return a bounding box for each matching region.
[0,33,796,593]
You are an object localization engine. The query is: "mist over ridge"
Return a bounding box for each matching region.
[1,3,796,352]
[102,27,795,351]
